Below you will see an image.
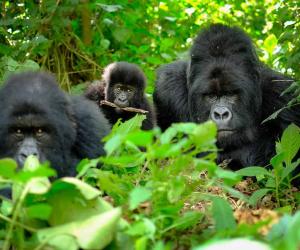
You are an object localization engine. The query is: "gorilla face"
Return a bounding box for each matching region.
[0,72,77,176]
[187,24,263,149]
[110,83,136,108]
[3,107,75,171]
[0,72,110,184]
[104,62,146,108]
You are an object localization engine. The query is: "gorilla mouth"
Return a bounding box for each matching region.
[217,129,235,138]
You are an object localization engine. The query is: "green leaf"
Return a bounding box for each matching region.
[192,121,217,146]
[59,177,101,200]
[27,177,51,194]
[249,189,271,206]
[0,200,13,216]
[37,208,121,249]
[279,124,300,164]
[129,186,152,210]
[135,236,148,250]
[215,168,241,185]
[170,211,203,230]
[42,235,78,250]
[26,203,52,220]
[126,130,154,147]
[48,189,112,226]
[236,166,271,177]
[105,134,123,156]
[167,177,185,203]
[263,34,278,54]
[211,197,236,231]
[0,158,17,179]
[126,218,156,238]
[284,211,300,249]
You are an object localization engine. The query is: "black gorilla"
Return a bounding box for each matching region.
[85,62,156,130]
[154,24,300,171]
[0,72,110,177]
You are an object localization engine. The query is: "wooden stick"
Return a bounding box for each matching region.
[100,100,149,114]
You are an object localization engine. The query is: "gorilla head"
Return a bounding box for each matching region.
[103,62,147,108]
[187,24,263,149]
[0,72,110,177]
[85,62,156,130]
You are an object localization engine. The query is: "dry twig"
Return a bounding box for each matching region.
[100,100,149,114]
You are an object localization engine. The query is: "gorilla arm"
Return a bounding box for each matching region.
[71,96,110,160]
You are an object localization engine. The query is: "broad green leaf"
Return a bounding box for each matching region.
[279,124,300,164]
[126,131,154,147]
[0,158,17,179]
[27,177,51,194]
[129,186,152,210]
[37,208,121,249]
[59,177,101,200]
[26,203,52,220]
[42,235,78,250]
[211,197,236,231]
[15,165,56,182]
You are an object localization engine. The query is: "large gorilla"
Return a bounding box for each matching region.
[85,62,156,130]
[0,72,110,177]
[154,24,300,170]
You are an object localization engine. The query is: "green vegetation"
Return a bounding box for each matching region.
[0,116,299,249]
[0,1,299,249]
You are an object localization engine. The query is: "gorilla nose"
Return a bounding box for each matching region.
[17,148,40,166]
[211,106,232,123]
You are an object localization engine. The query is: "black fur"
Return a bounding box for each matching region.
[85,62,156,130]
[0,72,110,177]
[154,24,300,174]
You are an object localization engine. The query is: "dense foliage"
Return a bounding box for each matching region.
[0,1,299,250]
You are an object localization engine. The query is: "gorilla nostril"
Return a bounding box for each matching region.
[211,107,232,122]
[222,111,230,119]
[213,111,221,120]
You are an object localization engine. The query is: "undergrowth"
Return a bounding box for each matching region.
[0,116,299,249]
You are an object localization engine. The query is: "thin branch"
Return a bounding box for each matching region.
[100,100,149,114]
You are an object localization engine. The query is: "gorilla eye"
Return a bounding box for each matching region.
[35,128,44,137]
[15,128,23,136]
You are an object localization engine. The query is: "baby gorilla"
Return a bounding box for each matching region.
[0,72,110,177]
[85,62,156,130]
